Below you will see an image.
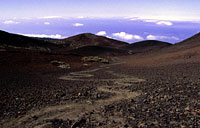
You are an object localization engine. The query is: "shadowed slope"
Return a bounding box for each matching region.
[68,45,128,56]
[123,32,200,66]
[172,32,200,50]
[156,32,200,54]
[53,33,128,49]
[180,32,200,45]
[0,30,57,50]
[121,40,171,53]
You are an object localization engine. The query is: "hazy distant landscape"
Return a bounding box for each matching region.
[1,18,200,43]
[0,0,200,128]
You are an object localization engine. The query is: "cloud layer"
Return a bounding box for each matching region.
[19,33,62,39]
[73,23,84,27]
[76,16,85,19]
[38,16,63,19]
[132,18,173,26]
[112,32,143,40]
[3,20,19,24]
[44,22,50,25]
[146,35,179,41]
[96,31,107,36]
[156,21,173,26]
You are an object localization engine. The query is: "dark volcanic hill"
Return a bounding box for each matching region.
[0,30,58,52]
[133,32,200,64]
[173,32,200,49]
[155,32,200,54]
[68,45,128,56]
[53,33,128,49]
[121,40,172,53]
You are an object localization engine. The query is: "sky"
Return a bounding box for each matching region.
[0,0,200,43]
[0,0,200,21]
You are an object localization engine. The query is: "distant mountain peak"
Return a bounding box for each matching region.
[57,33,128,49]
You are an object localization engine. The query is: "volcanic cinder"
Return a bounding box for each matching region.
[0,30,200,127]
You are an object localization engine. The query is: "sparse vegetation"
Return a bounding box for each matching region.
[51,60,70,68]
[99,58,109,64]
[83,63,89,66]
[81,56,109,64]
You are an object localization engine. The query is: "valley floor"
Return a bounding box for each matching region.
[0,51,200,127]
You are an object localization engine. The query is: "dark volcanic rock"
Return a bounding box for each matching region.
[0,30,58,52]
[56,33,128,49]
[121,40,171,53]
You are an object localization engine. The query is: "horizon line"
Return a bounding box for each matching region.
[1,16,200,22]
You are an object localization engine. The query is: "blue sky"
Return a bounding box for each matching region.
[0,0,200,21]
[0,0,200,44]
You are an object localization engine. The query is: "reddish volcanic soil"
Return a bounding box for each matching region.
[0,46,200,127]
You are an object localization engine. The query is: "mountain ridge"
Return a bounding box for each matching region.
[53,33,128,49]
[0,30,58,52]
[1,30,200,56]
[121,40,172,54]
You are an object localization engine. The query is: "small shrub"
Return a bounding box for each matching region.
[100,58,109,64]
[51,60,71,68]
[58,64,70,69]
[81,56,109,64]
[83,63,89,66]
[51,61,65,66]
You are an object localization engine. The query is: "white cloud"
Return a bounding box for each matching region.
[73,23,84,27]
[146,35,157,40]
[3,20,19,24]
[22,17,32,20]
[156,21,173,26]
[38,16,63,19]
[142,19,173,26]
[143,19,158,23]
[130,19,137,21]
[133,35,144,40]
[19,33,62,39]
[112,32,143,40]
[106,36,112,39]
[124,16,139,20]
[113,32,133,40]
[96,31,107,36]
[44,22,50,25]
[76,16,85,19]
[146,35,179,41]
[130,17,140,21]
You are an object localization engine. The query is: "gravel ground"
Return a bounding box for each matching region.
[0,51,200,127]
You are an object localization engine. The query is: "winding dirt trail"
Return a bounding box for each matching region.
[1,62,145,128]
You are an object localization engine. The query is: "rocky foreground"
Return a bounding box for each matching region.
[0,50,200,128]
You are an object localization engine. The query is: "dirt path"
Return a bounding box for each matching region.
[1,62,145,128]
